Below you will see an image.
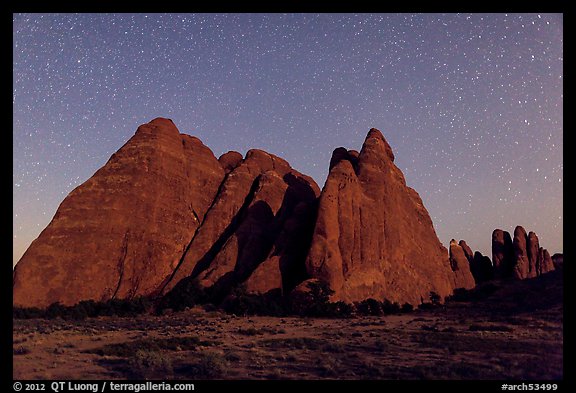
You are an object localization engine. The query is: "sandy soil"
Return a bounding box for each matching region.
[13,275,563,380]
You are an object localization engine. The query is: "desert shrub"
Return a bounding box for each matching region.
[288,281,356,318]
[13,297,153,320]
[429,291,442,305]
[448,287,471,302]
[45,302,67,319]
[176,351,227,379]
[401,303,414,313]
[260,337,326,350]
[236,327,262,336]
[13,307,43,319]
[317,357,341,377]
[418,302,435,310]
[356,298,383,316]
[88,336,216,357]
[331,301,355,318]
[448,282,500,303]
[158,278,209,313]
[220,287,286,316]
[128,349,173,379]
[381,299,401,314]
[94,297,153,317]
[289,281,337,317]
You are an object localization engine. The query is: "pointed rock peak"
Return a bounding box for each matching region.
[329,147,352,171]
[514,225,527,238]
[361,128,395,162]
[329,147,360,170]
[366,127,385,140]
[450,238,458,246]
[218,151,243,174]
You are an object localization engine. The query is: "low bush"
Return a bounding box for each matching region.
[220,287,287,316]
[157,278,209,313]
[128,349,173,380]
[13,297,153,320]
[176,351,228,379]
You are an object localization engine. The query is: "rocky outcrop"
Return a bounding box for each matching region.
[551,253,563,270]
[161,149,320,300]
[527,231,540,278]
[304,128,462,305]
[471,251,494,283]
[492,229,515,278]
[13,118,226,307]
[491,226,555,281]
[513,226,530,280]
[459,240,474,265]
[218,151,243,174]
[15,117,559,310]
[449,240,477,289]
[538,248,555,276]
[14,119,320,309]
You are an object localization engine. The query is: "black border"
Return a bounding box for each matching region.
[8,5,571,391]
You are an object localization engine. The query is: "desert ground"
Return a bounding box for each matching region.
[13,272,562,380]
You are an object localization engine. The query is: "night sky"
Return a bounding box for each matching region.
[13,13,563,267]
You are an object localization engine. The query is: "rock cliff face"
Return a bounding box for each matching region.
[448,240,476,289]
[16,119,555,310]
[161,148,320,299]
[13,118,320,308]
[303,129,462,305]
[13,118,225,307]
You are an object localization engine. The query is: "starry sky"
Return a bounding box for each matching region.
[13,13,563,267]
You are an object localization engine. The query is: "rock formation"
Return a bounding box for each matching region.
[491,226,555,281]
[538,248,555,276]
[14,117,558,310]
[161,149,319,299]
[459,240,474,265]
[471,251,494,283]
[13,118,320,308]
[551,253,563,270]
[304,128,468,305]
[13,118,226,307]
[449,240,477,289]
[492,229,515,278]
[512,226,530,280]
